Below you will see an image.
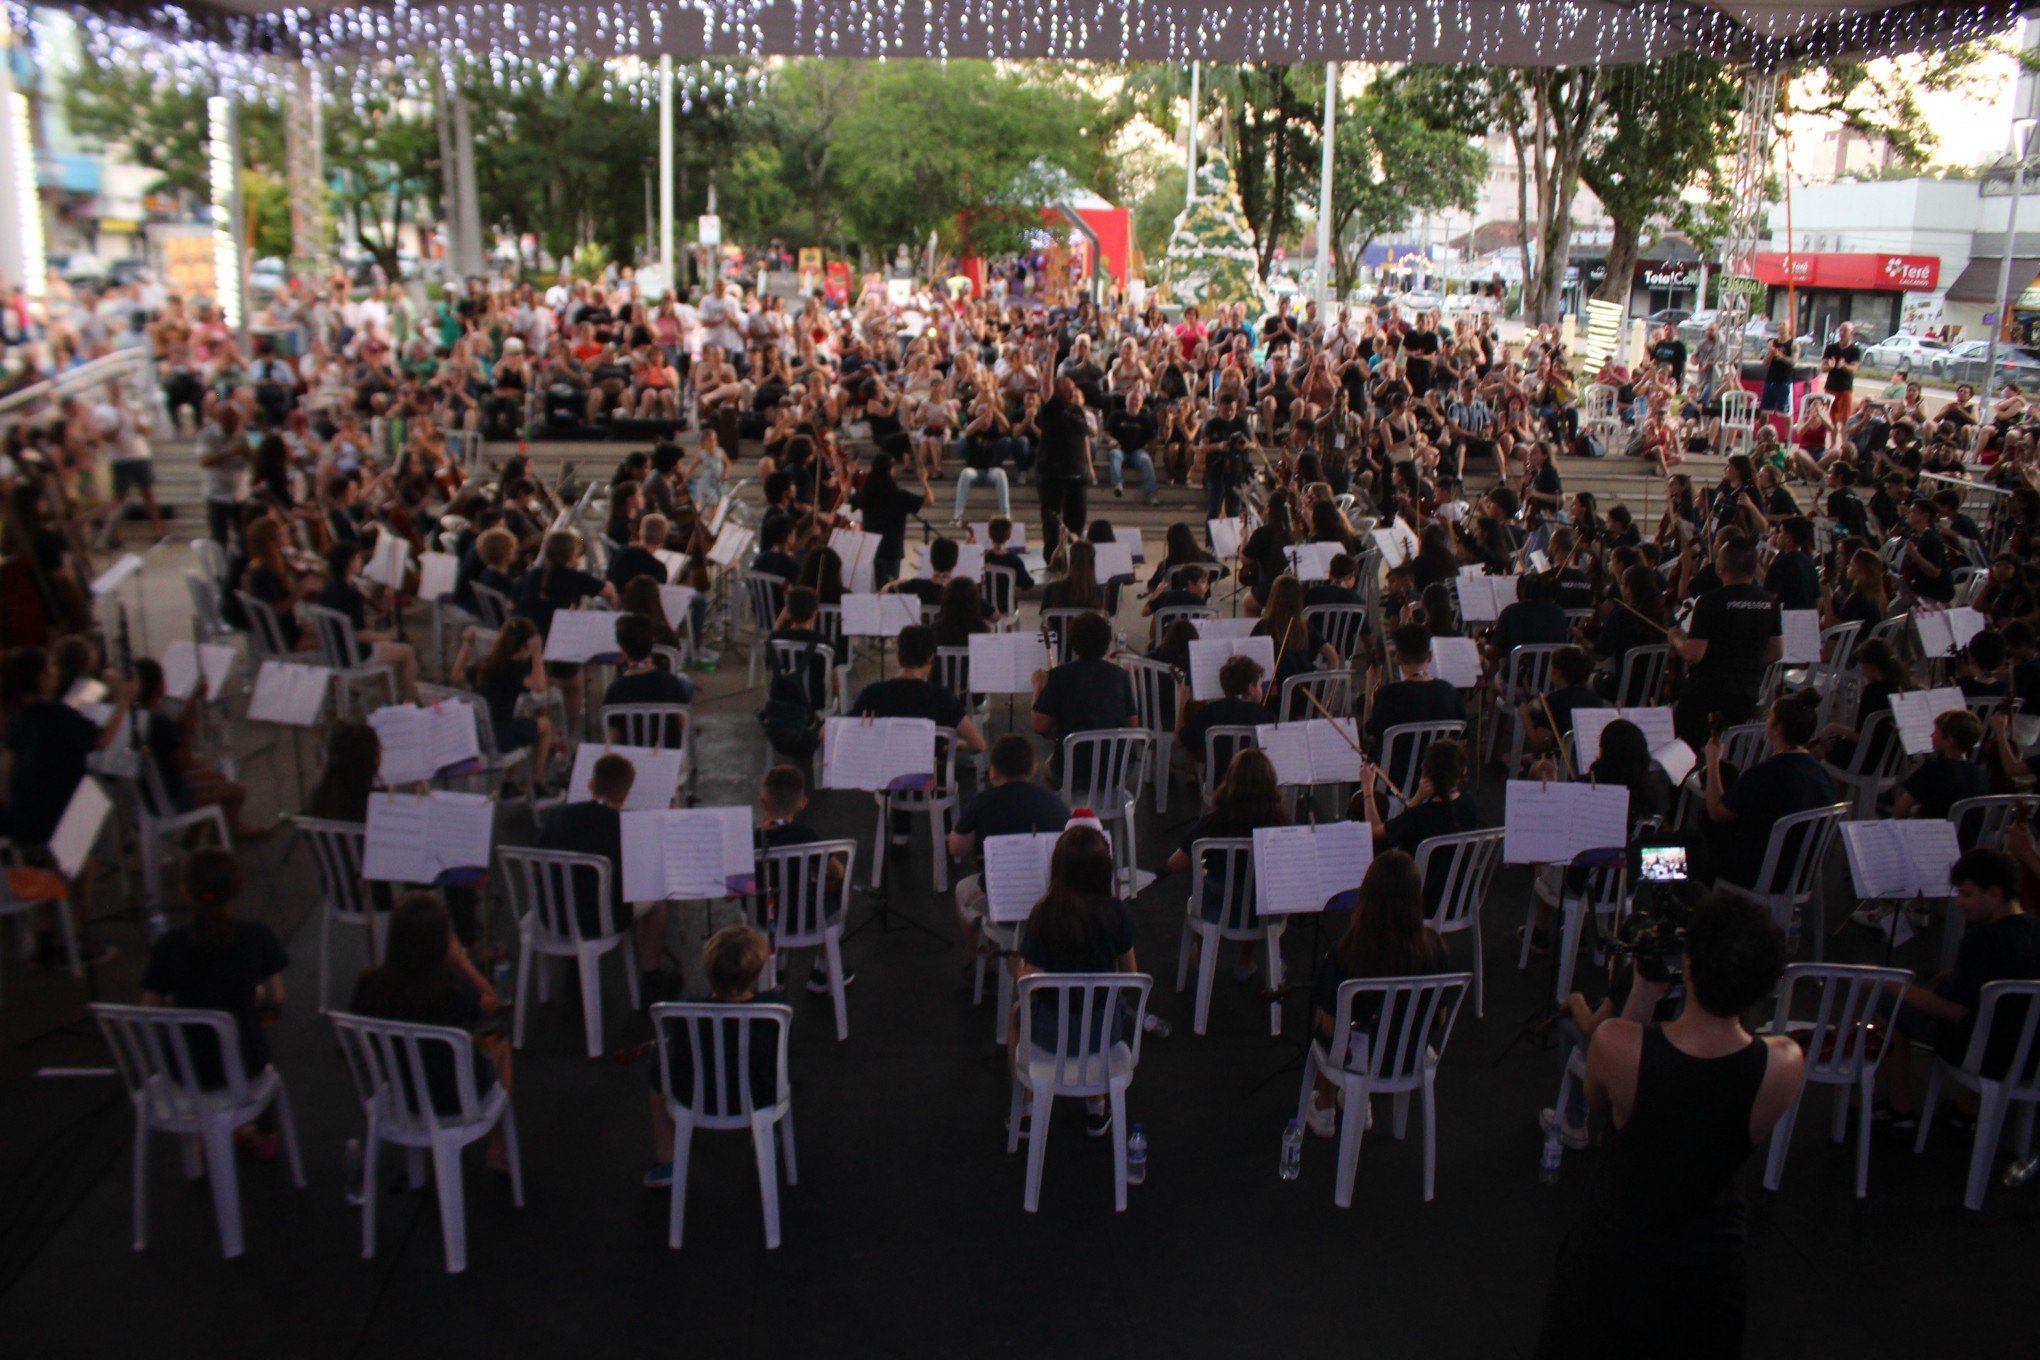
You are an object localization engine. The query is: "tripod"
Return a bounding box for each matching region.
[1242,893,1342,1098]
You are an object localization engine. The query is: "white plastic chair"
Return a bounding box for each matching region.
[1582,383,1622,447]
[1304,604,1368,664]
[602,702,696,803]
[1150,604,1215,644]
[234,590,292,667]
[1912,978,2040,1211]
[93,1002,306,1259]
[1762,962,1911,1199]
[1294,972,1471,1206]
[292,817,381,1014]
[742,572,787,684]
[1040,608,1091,666]
[867,726,959,893]
[1823,711,1907,819]
[649,1001,797,1248]
[500,846,641,1059]
[0,841,81,1006]
[760,839,857,1041]
[1490,644,1567,771]
[134,752,232,908]
[189,536,229,586]
[470,581,513,630]
[1949,795,2023,852]
[1124,655,1182,813]
[1061,729,1154,895]
[1415,828,1505,1018]
[185,571,233,645]
[1717,803,1848,959]
[1200,725,1261,810]
[980,564,1019,623]
[1720,388,1758,454]
[1175,838,1285,1036]
[328,1011,523,1273]
[1614,643,1671,708]
[1279,670,1353,724]
[767,638,845,718]
[1006,972,1154,1212]
[1379,721,1466,817]
[300,603,399,718]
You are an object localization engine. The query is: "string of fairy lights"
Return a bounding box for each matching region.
[22,0,2034,112]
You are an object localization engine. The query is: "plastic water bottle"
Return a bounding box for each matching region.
[1125,1124,1148,1186]
[1279,1120,1304,1181]
[145,906,168,943]
[491,953,513,1002]
[1141,1011,1172,1039]
[2005,1153,2039,1190]
[1538,1132,1564,1185]
[343,1138,366,1207]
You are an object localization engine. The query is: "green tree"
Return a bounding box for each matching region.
[830,62,1104,259]
[1133,164,1188,261]
[728,60,869,250]
[62,61,285,198]
[325,84,438,281]
[1578,56,1740,304]
[1326,84,1484,297]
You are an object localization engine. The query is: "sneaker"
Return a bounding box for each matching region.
[1539,1107,1590,1150]
[1085,1100,1113,1138]
[1146,492,1161,507]
[1870,1099,1918,1131]
[641,1162,674,1189]
[1112,484,1125,498]
[1305,1096,1337,1139]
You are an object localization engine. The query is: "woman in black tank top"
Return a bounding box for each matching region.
[1536,893,1802,1360]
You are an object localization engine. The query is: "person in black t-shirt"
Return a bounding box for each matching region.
[850,453,934,589]
[538,751,674,999]
[1350,739,1481,914]
[1103,386,1161,504]
[1874,847,2040,1124]
[752,764,851,995]
[849,625,984,753]
[1762,516,1821,612]
[1672,536,1781,747]
[1305,554,1365,610]
[1894,709,1989,823]
[1517,646,1605,766]
[1898,496,1955,604]
[1032,335,1096,552]
[1760,323,1797,415]
[1032,611,1137,787]
[645,923,788,1190]
[981,515,1036,603]
[1648,325,1687,386]
[1701,690,1835,892]
[603,613,695,746]
[1368,624,1469,752]
[1198,393,1252,523]
[606,510,673,592]
[1820,321,1862,428]
[948,735,1073,954]
[2,643,132,849]
[1181,653,1273,774]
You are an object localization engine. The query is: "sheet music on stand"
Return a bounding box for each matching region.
[417,550,460,601]
[362,791,495,883]
[654,549,689,582]
[1840,819,1961,901]
[1252,821,1374,915]
[620,805,755,901]
[1502,780,1631,864]
[919,543,985,580]
[1208,517,1246,560]
[1369,524,1417,569]
[708,493,738,537]
[49,777,114,879]
[967,632,1048,694]
[368,701,482,785]
[1780,609,1823,666]
[364,532,410,590]
[1912,605,1986,659]
[247,660,328,726]
[1284,542,1342,582]
[89,553,145,597]
[1092,540,1137,585]
[1889,687,1967,758]
[821,717,938,790]
[828,528,882,592]
[1189,635,1276,700]
[841,593,921,638]
[162,640,237,702]
[1110,527,1147,564]
[983,831,1063,923]
[658,585,699,631]
[544,609,626,664]
[566,743,687,812]
[708,523,756,569]
[1570,706,1679,769]
[1254,720,1364,785]
[1455,570,1519,623]
[1431,637,1483,689]
[1192,616,1260,641]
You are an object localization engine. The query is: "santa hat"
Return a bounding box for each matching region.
[1065,808,1105,836]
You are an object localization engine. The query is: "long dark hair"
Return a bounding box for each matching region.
[1620,564,1668,627]
[308,722,383,821]
[358,892,462,1021]
[1056,541,1102,609]
[1588,718,1654,804]
[1336,851,1439,977]
[478,617,538,693]
[1025,827,1117,962]
[1207,748,1288,835]
[934,576,989,644]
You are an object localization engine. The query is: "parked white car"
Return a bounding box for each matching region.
[1860,332,1948,370]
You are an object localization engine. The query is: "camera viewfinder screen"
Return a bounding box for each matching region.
[1638,844,1689,883]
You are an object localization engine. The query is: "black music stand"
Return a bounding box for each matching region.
[848,773,952,943]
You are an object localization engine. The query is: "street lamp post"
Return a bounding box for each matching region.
[1982,116,2039,415]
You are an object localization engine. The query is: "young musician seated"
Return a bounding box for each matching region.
[1516,646,1606,767]
[1892,709,1988,822]
[1143,563,1212,618]
[1181,653,1275,771]
[1303,554,1364,609]
[983,515,1036,597]
[1700,690,1835,895]
[1366,624,1468,753]
[1031,611,1138,789]
[536,752,671,1000]
[755,764,852,995]
[1350,738,1481,914]
[603,613,695,745]
[642,924,786,1190]
[318,537,420,699]
[892,536,961,609]
[606,512,673,592]
[947,736,1071,958]
[1484,569,1569,667]
[849,625,985,754]
[769,585,841,709]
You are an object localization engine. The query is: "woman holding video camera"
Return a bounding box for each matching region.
[1535,893,1804,1359]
